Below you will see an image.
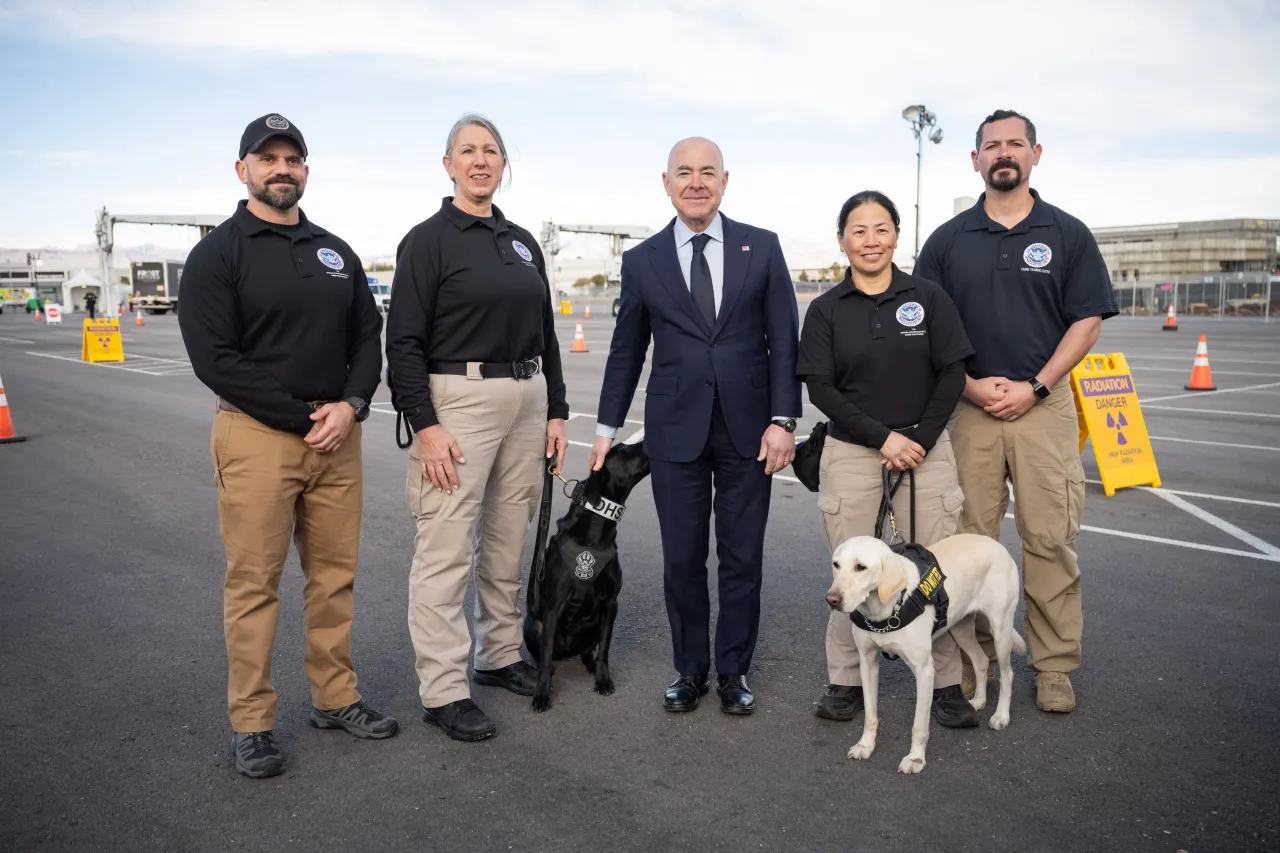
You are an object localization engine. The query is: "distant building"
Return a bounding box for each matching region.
[1093,219,1280,315]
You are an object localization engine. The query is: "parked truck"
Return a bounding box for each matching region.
[0,287,36,314]
[131,261,183,315]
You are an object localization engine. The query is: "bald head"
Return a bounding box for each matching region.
[667,137,724,173]
[663,137,728,231]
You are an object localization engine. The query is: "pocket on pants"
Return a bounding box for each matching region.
[818,493,841,516]
[1066,472,1085,540]
[405,458,445,519]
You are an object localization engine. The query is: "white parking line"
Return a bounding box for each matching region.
[1148,436,1280,454]
[1125,354,1280,364]
[1141,381,1280,403]
[1084,480,1280,509]
[1142,405,1280,419]
[25,350,193,376]
[1149,490,1280,558]
[1129,366,1280,378]
[0,335,35,344]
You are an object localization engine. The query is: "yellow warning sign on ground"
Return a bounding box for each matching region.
[1071,352,1161,496]
[82,318,125,363]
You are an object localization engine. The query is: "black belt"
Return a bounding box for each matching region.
[427,359,541,380]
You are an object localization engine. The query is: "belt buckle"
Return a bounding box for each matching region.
[513,358,540,380]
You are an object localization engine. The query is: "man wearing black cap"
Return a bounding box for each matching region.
[180,114,397,779]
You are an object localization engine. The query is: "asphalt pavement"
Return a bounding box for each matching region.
[1,308,1278,852]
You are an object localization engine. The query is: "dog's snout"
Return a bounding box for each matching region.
[826,591,841,609]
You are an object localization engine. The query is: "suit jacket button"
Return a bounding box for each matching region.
[705,380,713,387]
[710,343,717,348]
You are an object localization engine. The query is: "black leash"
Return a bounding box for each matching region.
[873,467,916,545]
[531,463,556,586]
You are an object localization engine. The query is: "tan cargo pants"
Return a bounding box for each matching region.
[817,431,966,688]
[406,372,547,708]
[212,410,364,733]
[950,376,1086,673]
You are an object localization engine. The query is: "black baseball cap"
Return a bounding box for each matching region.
[239,113,308,160]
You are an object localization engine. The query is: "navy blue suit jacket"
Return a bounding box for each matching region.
[597,214,802,463]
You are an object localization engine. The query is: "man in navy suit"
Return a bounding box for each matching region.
[589,137,801,715]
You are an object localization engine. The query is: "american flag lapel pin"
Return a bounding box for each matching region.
[741,245,750,251]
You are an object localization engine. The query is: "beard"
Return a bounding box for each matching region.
[249,175,303,211]
[987,158,1024,192]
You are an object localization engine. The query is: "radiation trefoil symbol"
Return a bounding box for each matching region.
[1106,412,1128,446]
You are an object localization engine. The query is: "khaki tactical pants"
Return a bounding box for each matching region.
[407,372,547,708]
[212,410,364,733]
[817,431,966,688]
[950,376,1086,673]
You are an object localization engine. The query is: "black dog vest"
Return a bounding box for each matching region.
[851,543,950,636]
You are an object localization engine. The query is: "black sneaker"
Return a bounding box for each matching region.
[932,685,979,728]
[422,698,497,742]
[233,730,284,778]
[814,684,864,721]
[472,661,538,697]
[310,700,399,739]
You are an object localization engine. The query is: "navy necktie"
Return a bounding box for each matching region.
[689,233,715,329]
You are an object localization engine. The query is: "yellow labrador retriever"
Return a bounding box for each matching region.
[825,533,1027,774]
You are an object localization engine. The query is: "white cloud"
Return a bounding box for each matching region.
[6,0,1280,265]
[43,150,90,166]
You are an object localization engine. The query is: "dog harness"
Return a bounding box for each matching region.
[851,543,950,636]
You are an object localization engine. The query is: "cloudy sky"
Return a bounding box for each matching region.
[1,0,1277,268]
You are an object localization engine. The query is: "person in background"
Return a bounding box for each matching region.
[797,190,976,728]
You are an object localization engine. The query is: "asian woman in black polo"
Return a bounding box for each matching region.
[795,191,978,729]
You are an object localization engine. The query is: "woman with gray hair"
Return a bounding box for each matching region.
[386,114,569,742]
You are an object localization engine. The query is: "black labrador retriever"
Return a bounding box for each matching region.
[523,441,651,712]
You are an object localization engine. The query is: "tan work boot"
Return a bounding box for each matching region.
[1034,672,1076,713]
[961,659,997,700]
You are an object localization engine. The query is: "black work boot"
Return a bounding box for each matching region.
[814,684,864,721]
[472,661,538,697]
[422,698,497,742]
[233,730,285,778]
[932,684,980,728]
[310,700,399,739]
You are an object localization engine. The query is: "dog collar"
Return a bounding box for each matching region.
[568,482,626,523]
[851,544,950,635]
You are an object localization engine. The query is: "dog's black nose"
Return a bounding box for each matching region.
[826,591,841,609]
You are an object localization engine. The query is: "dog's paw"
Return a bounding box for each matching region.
[988,711,1009,731]
[593,678,615,696]
[847,741,875,761]
[897,755,926,774]
[530,693,552,713]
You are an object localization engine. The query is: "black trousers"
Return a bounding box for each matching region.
[649,400,772,676]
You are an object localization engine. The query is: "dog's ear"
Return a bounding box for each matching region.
[877,556,908,603]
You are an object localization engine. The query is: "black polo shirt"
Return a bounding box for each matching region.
[796,266,973,450]
[179,201,383,435]
[915,189,1117,381]
[384,198,569,432]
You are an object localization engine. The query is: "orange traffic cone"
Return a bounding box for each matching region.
[0,370,27,444]
[571,322,588,353]
[1162,303,1178,331]
[1184,334,1216,391]
[33,307,41,322]
[584,304,592,319]
[135,307,145,326]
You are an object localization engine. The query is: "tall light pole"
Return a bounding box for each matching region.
[902,105,943,263]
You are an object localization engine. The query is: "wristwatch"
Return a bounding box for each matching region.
[1029,379,1051,400]
[771,417,797,433]
[343,396,371,422]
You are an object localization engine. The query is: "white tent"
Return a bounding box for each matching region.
[62,269,127,316]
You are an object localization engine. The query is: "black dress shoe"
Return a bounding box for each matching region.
[663,674,710,712]
[472,661,538,697]
[233,730,284,778]
[716,674,756,715]
[932,685,979,728]
[310,699,399,739]
[422,698,497,742]
[814,684,864,721]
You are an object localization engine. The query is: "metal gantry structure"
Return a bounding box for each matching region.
[94,208,225,316]
[538,220,655,294]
